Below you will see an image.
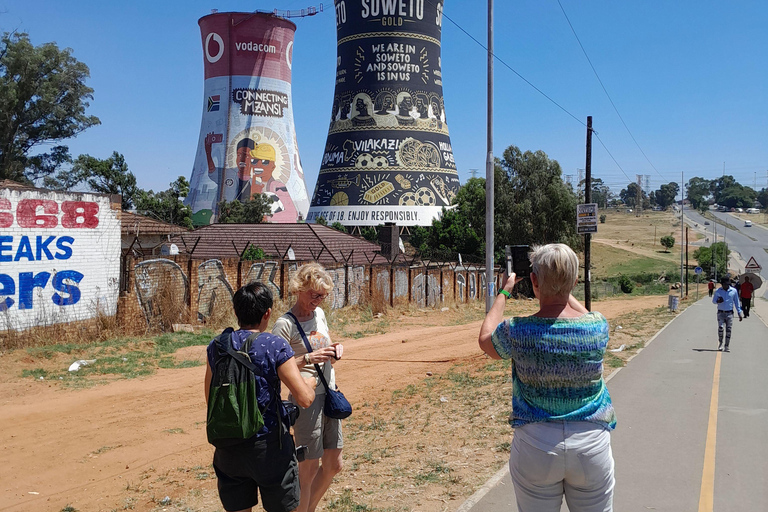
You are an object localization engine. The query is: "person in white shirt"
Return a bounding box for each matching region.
[712,276,743,352]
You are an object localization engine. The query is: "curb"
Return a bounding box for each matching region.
[455,302,692,512]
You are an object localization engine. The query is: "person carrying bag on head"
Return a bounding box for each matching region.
[272,263,347,512]
[204,282,316,512]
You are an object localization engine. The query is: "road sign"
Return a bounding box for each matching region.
[694,266,703,274]
[577,203,598,234]
[745,256,762,271]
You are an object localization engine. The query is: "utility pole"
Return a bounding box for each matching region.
[584,116,593,311]
[635,174,643,216]
[713,221,717,283]
[680,171,684,299]
[685,226,689,297]
[484,0,494,312]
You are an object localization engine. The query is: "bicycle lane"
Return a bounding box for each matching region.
[459,296,768,511]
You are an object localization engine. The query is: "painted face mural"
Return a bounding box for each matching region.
[186,12,310,225]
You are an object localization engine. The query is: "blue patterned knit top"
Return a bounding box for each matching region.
[491,312,617,429]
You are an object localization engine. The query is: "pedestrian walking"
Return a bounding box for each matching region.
[708,279,715,297]
[712,276,743,352]
[740,275,754,318]
[479,244,616,512]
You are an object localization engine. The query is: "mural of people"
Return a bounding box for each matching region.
[351,94,376,127]
[247,142,299,223]
[396,92,416,126]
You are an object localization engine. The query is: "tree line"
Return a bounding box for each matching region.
[0,32,272,227]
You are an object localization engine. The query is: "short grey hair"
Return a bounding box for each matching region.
[530,243,579,297]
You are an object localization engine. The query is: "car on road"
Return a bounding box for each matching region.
[736,208,744,213]
[704,220,710,225]
[744,220,752,227]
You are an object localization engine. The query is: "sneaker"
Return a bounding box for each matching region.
[718,342,723,351]
[724,346,730,352]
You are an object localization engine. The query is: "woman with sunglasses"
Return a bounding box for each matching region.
[272,263,344,512]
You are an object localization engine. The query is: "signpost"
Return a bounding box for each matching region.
[577,203,599,234]
[745,256,762,272]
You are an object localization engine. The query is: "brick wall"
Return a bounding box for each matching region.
[119,256,488,329]
[0,187,121,332]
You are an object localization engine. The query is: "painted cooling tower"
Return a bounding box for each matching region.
[186,12,310,226]
[307,0,459,227]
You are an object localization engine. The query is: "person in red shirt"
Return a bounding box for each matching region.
[740,275,755,318]
[708,279,715,297]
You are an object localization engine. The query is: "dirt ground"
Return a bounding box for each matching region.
[0,295,670,512]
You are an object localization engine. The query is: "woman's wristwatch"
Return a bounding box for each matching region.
[499,289,512,299]
[304,353,311,365]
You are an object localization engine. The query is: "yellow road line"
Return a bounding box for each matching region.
[698,351,722,512]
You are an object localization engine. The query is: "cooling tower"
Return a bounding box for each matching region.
[186,12,310,226]
[307,0,459,227]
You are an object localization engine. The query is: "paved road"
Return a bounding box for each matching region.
[685,209,767,300]
[460,296,768,511]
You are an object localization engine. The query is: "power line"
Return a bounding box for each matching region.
[556,0,667,183]
[429,0,585,127]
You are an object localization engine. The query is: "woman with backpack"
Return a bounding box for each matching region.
[205,282,316,512]
[273,263,345,512]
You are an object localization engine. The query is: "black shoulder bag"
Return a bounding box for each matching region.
[286,311,352,420]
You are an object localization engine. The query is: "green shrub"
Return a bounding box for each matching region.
[241,244,265,261]
[618,275,634,293]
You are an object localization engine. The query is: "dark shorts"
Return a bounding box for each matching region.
[213,430,300,512]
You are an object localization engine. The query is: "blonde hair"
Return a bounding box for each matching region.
[530,243,579,297]
[288,262,333,294]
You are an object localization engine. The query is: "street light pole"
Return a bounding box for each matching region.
[484,0,494,312]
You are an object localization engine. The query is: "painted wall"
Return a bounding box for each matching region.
[0,188,121,331]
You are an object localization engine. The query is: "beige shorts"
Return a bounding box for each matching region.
[290,392,343,460]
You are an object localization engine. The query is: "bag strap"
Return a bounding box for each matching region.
[285,311,332,393]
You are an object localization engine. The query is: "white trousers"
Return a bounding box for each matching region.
[509,421,614,512]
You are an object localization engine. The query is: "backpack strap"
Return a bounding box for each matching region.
[215,330,263,377]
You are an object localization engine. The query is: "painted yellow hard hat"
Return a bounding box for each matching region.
[250,143,276,161]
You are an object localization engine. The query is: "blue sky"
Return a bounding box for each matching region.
[3,0,767,196]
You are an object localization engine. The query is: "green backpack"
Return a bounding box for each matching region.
[206,329,265,447]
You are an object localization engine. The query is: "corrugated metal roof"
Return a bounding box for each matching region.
[171,223,393,265]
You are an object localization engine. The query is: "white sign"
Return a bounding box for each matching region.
[577,203,599,234]
[745,256,762,271]
[0,188,121,331]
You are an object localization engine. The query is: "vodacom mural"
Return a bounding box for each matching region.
[185,12,310,225]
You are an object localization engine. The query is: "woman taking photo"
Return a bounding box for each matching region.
[273,263,344,512]
[479,244,617,512]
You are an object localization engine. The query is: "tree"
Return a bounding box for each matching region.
[135,177,193,228]
[710,175,737,203]
[654,182,679,210]
[694,242,729,279]
[410,146,578,261]
[494,146,579,255]
[619,182,646,208]
[0,32,100,183]
[717,184,756,209]
[687,177,711,210]
[330,221,347,233]
[241,244,266,261]
[46,151,137,210]
[216,194,271,225]
[409,206,485,258]
[660,235,675,252]
[578,177,612,208]
[757,188,768,210]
